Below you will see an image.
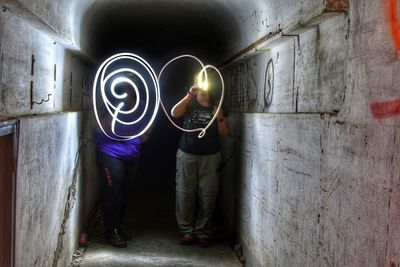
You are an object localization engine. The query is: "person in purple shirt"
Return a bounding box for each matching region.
[95,83,151,248]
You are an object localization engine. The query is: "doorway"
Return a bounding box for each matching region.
[0,120,17,267]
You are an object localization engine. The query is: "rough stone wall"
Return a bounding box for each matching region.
[219,1,400,266]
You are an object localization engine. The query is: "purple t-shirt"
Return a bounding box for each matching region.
[96,131,141,160]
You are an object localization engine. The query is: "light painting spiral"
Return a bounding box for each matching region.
[93,53,224,141]
[93,53,160,141]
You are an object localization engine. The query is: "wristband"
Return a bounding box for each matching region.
[187,91,195,97]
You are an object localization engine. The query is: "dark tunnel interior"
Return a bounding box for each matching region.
[80,0,238,240]
[5,1,399,266]
[6,1,398,266]
[81,1,241,64]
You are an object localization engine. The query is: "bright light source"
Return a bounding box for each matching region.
[197,70,209,90]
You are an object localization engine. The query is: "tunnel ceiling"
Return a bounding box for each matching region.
[5,0,326,65]
[80,0,251,65]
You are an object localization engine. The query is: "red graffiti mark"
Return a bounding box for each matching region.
[104,168,113,187]
[387,0,400,52]
[370,3,400,121]
[370,98,400,119]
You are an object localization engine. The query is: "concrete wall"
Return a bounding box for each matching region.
[0,3,97,267]
[223,13,347,114]
[218,0,326,60]
[0,9,92,115]
[14,112,97,267]
[16,113,82,267]
[3,0,399,266]
[219,1,400,266]
[0,0,328,63]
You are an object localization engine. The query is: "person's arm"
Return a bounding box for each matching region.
[141,133,151,143]
[171,86,198,118]
[141,124,154,143]
[216,109,229,138]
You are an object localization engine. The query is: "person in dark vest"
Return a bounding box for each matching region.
[171,85,228,247]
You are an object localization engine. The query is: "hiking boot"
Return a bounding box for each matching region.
[179,234,197,246]
[198,237,211,248]
[106,228,127,248]
[118,227,132,241]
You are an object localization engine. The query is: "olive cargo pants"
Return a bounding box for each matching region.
[175,149,221,239]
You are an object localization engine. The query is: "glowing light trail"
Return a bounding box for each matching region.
[158,55,225,138]
[93,53,160,141]
[93,53,224,141]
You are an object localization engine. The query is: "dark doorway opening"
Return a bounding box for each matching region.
[0,121,17,267]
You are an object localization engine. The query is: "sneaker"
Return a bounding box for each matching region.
[106,228,127,248]
[79,232,90,247]
[198,238,210,248]
[179,234,197,246]
[118,227,132,241]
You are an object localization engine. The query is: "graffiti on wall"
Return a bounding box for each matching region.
[228,61,259,112]
[387,0,400,54]
[263,59,274,111]
[226,55,275,113]
[370,0,400,119]
[371,99,400,119]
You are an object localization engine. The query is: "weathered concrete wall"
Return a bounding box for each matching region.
[14,115,97,267]
[16,113,82,267]
[224,114,400,266]
[14,112,98,267]
[0,0,329,62]
[219,0,400,266]
[5,0,399,267]
[223,13,347,114]
[218,0,326,59]
[0,9,92,116]
[0,4,97,267]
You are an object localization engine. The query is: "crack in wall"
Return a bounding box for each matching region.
[51,139,85,267]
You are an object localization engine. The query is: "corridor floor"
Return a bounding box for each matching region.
[79,155,242,267]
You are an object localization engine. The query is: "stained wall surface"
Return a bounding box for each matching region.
[2,0,399,266]
[219,1,400,266]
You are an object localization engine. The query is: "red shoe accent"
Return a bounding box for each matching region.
[179,235,196,245]
[79,232,90,247]
[198,238,210,248]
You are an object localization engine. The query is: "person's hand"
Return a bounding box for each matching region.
[142,132,151,143]
[189,85,199,96]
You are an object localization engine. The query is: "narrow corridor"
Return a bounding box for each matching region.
[2,1,400,267]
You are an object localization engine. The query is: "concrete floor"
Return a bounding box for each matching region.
[79,155,242,267]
